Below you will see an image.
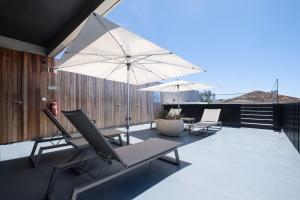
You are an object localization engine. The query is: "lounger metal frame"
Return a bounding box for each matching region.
[29,109,84,167]
[71,149,179,200]
[188,121,222,136]
[44,109,181,200]
[30,135,75,167]
[30,109,123,167]
[45,147,179,200]
[188,109,222,136]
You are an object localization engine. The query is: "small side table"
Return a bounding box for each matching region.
[182,117,195,124]
[181,117,195,133]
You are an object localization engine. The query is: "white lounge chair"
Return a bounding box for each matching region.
[188,109,222,136]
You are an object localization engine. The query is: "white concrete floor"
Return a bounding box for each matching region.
[134,127,300,200]
[1,125,300,200]
[0,124,148,161]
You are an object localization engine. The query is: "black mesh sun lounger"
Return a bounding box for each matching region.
[45,109,181,200]
[30,109,123,167]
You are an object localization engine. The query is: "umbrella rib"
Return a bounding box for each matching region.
[65,51,123,58]
[131,52,173,57]
[65,52,125,64]
[133,64,166,80]
[132,61,158,65]
[100,61,127,64]
[77,52,125,62]
[129,55,152,64]
[130,67,139,85]
[129,52,173,64]
[93,13,128,58]
[147,86,170,92]
[56,60,123,70]
[75,48,123,57]
[183,85,195,91]
[138,58,200,70]
[55,60,103,70]
[104,63,126,79]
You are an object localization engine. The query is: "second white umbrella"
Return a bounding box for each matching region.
[139,80,217,109]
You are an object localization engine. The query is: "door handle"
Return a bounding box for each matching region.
[15,100,23,104]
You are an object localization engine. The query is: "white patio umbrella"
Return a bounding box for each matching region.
[55,13,205,144]
[139,80,217,109]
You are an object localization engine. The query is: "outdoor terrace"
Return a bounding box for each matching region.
[0,124,299,200]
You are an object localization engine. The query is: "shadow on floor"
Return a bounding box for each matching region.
[129,128,210,147]
[0,145,190,200]
[79,159,190,200]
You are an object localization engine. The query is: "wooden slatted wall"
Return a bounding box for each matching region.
[0,47,160,144]
[56,71,158,133]
[0,48,23,143]
[22,52,57,140]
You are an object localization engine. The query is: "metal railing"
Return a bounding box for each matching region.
[271,79,279,103]
[282,103,300,153]
[164,103,282,130]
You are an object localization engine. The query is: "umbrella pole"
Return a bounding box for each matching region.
[177,85,180,109]
[126,64,130,145]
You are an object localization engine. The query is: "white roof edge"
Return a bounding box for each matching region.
[94,0,122,16]
[48,0,122,57]
[0,0,121,57]
[0,35,47,56]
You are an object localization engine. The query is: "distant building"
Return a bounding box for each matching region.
[161,90,200,104]
[221,90,300,104]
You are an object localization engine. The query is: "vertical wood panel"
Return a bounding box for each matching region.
[0,48,23,143]
[55,71,158,134]
[0,47,159,144]
[3,49,8,143]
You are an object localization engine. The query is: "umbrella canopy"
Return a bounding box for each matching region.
[55,13,205,84]
[139,80,217,92]
[55,13,205,144]
[139,80,217,108]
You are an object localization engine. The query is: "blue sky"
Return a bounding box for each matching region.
[107,0,300,98]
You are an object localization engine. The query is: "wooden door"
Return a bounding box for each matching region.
[0,48,23,144]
